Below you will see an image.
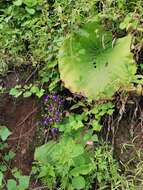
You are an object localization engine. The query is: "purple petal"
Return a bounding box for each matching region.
[52,95,58,101]
[49,118,53,122]
[43,119,48,125]
[49,104,54,111]
[51,128,58,134]
[56,118,61,122]
[44,95,49,102]
[55,110,60,115]
[59,100,63,105]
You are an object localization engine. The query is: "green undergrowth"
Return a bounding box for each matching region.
[33,111,133,190]
[0,0,143,190]
[0,126,30,190]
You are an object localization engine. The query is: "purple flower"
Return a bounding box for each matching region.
[49,104,54,111]
[59,100,63,105]
[56,118,60,122]
[49,118,53,122]
[43,117,49,125]
[55,110,60,115]
[51,128,58,135]
[52,95,58,101]
[44,95,49,102]
[42,93,64,127]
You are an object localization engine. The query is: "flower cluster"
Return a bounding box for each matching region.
[42,94,64,132]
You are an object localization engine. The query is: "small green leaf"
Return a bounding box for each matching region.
[30,86,39,93]
[36,89,45,98]
[23,91,32,97]
[72,176,85,189]
[24,0,38,7]
[4,151,15,162]
[13,0,23,6]
[29,86,45,97]
[71,164,92,176]
[70,102,86,110]
[92,120,102,131]
[0,164,7,172]
[0,142,8,150]
[9,88,22,98]
[12,169,21,178]
[38,165,55,178]
[140,64,143,70]
[0,171,3,187]
[18,176,30,190]
[91,135,98,142]
[107,109,114,115]
[0,126,11,141]
[7,179,17,190]
[25,7,35,15]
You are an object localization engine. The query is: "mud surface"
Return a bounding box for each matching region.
[0,72,46,189]
[114,96,143,164]
[0,96,38,175]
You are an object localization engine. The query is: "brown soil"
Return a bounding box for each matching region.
[115,120,143,162]
[0,95,48,189]
[0,72,47,189]
[0,96,37,175]
[114,96,143,167]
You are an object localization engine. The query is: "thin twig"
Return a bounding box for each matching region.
[9,124,35,140]
[30,186,48,190]
[25,64,40,84]
[8,107,37,140]
[16,107,37,128]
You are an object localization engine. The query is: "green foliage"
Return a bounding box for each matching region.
[0,60,8,76]
[58,19,136,100]
[140,64,143,70]
[0,126,29,190]
[0,171,3,188]
[34,114,94,189]
[0,0,48,66]
[0,0,143,190]
[6,169,30,190]
[91,102,115,117]
[9,84,45,98]
[56,114,84,133]
[33,113,124,190]
[9,85,23,98]
[0,86,5,94]
[90,102,114,131]
[34,137,124,190]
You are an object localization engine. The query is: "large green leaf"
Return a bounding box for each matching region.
[34,141,57,164]
[58,20,136,100]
